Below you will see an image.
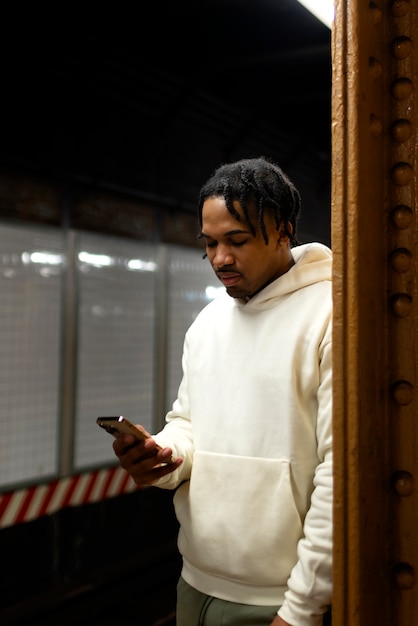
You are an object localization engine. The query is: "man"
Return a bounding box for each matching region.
[113,157,332,626]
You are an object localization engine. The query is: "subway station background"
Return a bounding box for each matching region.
[0,2,331,625]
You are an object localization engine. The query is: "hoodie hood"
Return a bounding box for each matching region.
[238,242,332,310]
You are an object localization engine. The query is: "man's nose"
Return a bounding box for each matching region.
[213,245,234,266]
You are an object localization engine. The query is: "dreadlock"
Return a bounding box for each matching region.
[197,156,301,246]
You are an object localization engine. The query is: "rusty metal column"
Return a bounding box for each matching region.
[332,0,417,624]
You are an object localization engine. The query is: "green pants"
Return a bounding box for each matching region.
[176,577,280,626]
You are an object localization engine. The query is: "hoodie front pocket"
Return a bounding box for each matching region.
[174,451,303,586]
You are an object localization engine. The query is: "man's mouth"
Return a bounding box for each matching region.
[217,271,241,287]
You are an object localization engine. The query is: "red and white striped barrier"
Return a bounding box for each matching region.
[0,466,139,529]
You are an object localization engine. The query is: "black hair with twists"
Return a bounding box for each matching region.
[197,156,301,246]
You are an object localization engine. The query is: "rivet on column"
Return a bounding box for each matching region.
[392,562,416,590]
[390,119,412,143]
[390,205,413,229]
[390,0,411,18]
[370,114,383,137]
[391,380,414,405]
[369,57,383,79]
[391,162,413,186]
[369,2,383,24]
[390,293,413,317]
[391,36,412,59]
[389,248,412,272]
[392,470,415,497]
[391,77,413,100]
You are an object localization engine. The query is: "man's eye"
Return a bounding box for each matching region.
[205,239,248,248]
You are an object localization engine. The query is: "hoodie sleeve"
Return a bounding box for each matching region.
[152,336,195,489]
[278,319,333,626]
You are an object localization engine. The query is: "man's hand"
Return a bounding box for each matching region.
[113,432,182,486]
[271,615,291,626]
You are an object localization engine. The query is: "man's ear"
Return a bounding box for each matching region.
[277,221,293,242]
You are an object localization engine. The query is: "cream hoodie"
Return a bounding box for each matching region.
[154,242,333,626]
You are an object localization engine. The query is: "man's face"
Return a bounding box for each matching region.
[200,196,293,299]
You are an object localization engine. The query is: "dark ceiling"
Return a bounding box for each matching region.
[1,0,332,243]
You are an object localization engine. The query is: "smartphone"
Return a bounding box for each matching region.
[96,416,175,463]
[96,415,151,440]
